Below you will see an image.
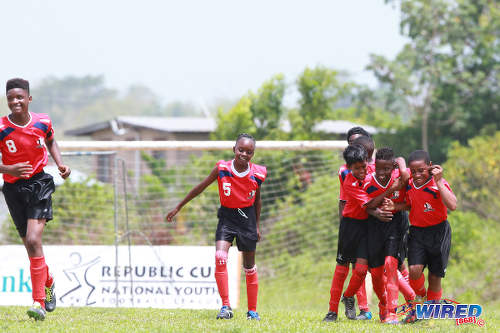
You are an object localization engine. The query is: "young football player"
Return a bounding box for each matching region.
[337,132,375,320]
[383,150,457,323]
[0,78,71,320]
[166,133,266,320]
[364,147,410,324]
[324,144,397,322]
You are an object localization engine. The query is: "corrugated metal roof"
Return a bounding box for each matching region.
[65,116,379,137]
[65,116,216,136]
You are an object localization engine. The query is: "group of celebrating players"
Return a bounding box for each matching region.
[1,78,456,324]
[324,128,456,325]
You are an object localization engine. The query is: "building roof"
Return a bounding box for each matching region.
[65,116,379,137]
[312,120,378,134]
[280,119,379,135]
[65,116,216,136]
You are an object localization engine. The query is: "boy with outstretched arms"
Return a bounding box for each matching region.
[324,144,398,322]
[384,150,456,324]
[337,132,374,320]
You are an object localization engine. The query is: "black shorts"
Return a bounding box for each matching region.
[398,211,410,266]
[367,212,404,268]
[2,172,55,238]
[216,205,258,252]
[408,220,451,278]
[336,216,368,265]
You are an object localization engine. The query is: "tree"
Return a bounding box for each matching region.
[211,96,256,140]
[444,131,500,222]
[292,66,352,139]
[31,75,116,129]
[249,74,287,140]
[369,0,500,161]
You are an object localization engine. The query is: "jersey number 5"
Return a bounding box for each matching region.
[5,139,17,153]
[223,182,231,196]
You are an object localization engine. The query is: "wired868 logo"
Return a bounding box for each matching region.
[397,299,485,327]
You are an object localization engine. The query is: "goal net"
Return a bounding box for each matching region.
[0,141,351,310]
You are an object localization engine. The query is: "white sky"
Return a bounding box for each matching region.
[0,0,406,105]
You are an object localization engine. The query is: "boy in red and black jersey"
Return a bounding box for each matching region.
[384,150,457,323]
[337,132,375,320]
[166,133,266,321]
[364,148,411,324]
[324,144,397,323]
[0,78,71,321]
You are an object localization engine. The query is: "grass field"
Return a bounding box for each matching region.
[1,303,498,332]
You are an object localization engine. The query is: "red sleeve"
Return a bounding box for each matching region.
[343,180,371,207]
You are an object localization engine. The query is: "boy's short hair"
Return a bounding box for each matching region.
[408,150,431,165]
[236,133,256,144]
[375,147,394,161]
[347,126,370,143]
[6,78,30,95]
[351,136,374,159]
[343,144,368,166]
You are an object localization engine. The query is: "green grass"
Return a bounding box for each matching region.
[1,304,498,332]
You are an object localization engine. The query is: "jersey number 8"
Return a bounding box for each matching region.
[5,140,17,153]
[223,182,231,196]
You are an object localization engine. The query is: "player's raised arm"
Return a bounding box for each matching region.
[166,166,219,222]
[395,157,410,184]
[45,136,71,179]
[431,165,457,211]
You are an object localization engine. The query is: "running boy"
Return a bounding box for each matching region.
[384,150,457,323]
[1,78,71,320]
[166,133,266,320]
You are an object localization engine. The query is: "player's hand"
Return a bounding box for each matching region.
[8,162,33,178]
[374,208,393,222]
[58,165,71,179]
[381,198,395,212]
[430,165,443,182]
[257,227,261,242]
[166,208,179,223]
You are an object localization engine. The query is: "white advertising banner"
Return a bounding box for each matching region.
[0,245,241,309]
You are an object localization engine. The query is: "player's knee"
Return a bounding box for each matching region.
[409,266,423,280]
[354,263,368,277]
[25,235,41,253]
[244,265,257,275]
[215,250,228,266]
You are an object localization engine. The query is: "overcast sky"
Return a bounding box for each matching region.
[1,0,406,106]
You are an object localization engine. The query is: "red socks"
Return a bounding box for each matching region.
[369,266,387,307]
[214,251,230,307]
[397,270,416,301]
[343,263,368,298]
[29,256,47,307]
[401,267,410,283]
[245,266,258,312]
[356,279,369,312]
[427,288,442,302]
[409,273,426,298]
[329,265,349,313]
[384,257,399,315]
